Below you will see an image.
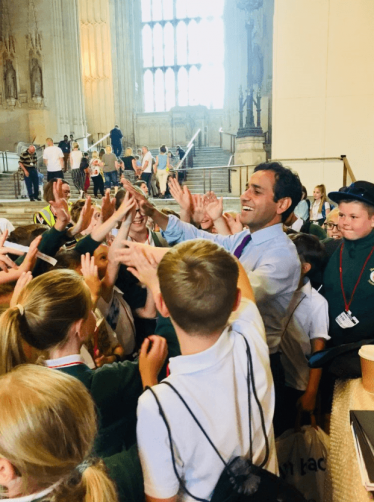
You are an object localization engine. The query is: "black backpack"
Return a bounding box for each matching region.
[146,335,306,502]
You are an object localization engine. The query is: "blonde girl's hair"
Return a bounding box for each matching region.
[73,142,79,150]
[124,147,133,157]
[0,269,92,376]
[315,184,327,214]
[105,145,112,153]
[0,365,118,502]
[91,150,99,159]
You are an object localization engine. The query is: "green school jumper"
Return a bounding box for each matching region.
[324,231,374,346]
[50,359,142,457]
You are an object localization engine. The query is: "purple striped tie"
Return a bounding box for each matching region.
[233,234,252,259]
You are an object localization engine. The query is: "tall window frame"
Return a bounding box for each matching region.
[141,0,225,113]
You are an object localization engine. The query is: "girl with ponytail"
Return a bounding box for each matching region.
[0,269,167,457]
[0,365,118,502]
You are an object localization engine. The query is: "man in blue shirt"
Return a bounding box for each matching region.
[123,162,302,434]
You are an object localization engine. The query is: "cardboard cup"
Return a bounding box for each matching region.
[359,345,374,393]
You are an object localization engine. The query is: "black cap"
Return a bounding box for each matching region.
[328,181,374,207]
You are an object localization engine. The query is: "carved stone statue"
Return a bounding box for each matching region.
[30,58,43,98]
[4,59,17,100]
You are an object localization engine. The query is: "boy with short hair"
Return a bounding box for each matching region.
[129,239,277,502]
[280,234,329,429]
[324,181,374,348]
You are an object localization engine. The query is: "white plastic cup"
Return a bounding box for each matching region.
[359,345,374,393]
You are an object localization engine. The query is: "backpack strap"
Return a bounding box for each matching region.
[146,385,210,502]
[146,333,271,495]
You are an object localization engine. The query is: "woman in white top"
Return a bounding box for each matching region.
[310,184,330,225]
[69,142,85,195]
[90,150,105,198]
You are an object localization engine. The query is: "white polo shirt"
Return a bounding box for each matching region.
[280,278,330,391]
[43,145,64,172]
[142,151,153,173]
[137,299,277,501]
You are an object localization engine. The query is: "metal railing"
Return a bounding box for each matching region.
[0,151,10,173]
[170,164,249,195]
[175,129,201,170]
[169,155,356,197]
[219,128,236,154]
[88,132,111,152]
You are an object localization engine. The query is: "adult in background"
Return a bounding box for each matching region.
[140,146,153,195]
[110,125,123,158]
[43,137,64,181]
[102,145,119,193]
[154,145,170,198]
[70,142,85,196]
[90,151,105,198]
[19,144,40,201]
[122,147,138,183]
[123,162,302,435]
[176,144,186,184]
[58,134,71,172]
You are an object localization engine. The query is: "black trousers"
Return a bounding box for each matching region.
[92,175,105,196]
[47,170,64,181]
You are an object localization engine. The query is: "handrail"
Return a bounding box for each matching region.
[88,132,111,151]
[176,129,201,170]
[218,127,236,137]
[219,128,236,153]
[269,155,356,187]
[228,154,234,167]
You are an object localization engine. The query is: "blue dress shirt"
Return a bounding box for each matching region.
[161,217,300,353]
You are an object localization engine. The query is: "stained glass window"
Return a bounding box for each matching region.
[141,0,224,112]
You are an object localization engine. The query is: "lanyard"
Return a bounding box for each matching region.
[339,242,374,312]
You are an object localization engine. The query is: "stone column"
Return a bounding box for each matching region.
[78,0,115,145]
[109,0,137,146]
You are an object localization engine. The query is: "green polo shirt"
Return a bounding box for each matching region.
[323,231,374,346]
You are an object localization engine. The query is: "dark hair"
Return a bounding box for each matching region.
[54,250,82,271]
[160,145,167,154]
[289,233,326,277]
[8,224,48,247]
[70,200,86,224]
[301,185,307,200]
[254,162,302,221]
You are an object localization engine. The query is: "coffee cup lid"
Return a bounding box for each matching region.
[359,345,374,361]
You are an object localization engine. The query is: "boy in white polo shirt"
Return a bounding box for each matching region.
[280,233,329,431]
[127,239,277,502]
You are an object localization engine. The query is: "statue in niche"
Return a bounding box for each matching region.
[4,59,17,100]
[30,58,43,100]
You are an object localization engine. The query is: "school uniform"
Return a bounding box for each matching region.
[137,299,277,501]
[324,230,374,346]
[45,354,143,457]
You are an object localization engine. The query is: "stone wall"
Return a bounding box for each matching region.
[135,107,224,149]
[272,0,374,190]
[0,0,87,151]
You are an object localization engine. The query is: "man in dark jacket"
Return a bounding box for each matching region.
[110,125,123,157]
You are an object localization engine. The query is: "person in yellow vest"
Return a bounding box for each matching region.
[34,178,71,227]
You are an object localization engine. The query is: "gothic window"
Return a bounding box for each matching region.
[141,0,224,112]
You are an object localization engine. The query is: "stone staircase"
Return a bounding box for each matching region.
[150,146,232,195]
[0,145,236,227]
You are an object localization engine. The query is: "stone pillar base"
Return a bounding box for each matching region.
[231,136,266,196]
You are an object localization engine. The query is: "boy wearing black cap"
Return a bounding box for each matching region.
[324,181,374,350]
